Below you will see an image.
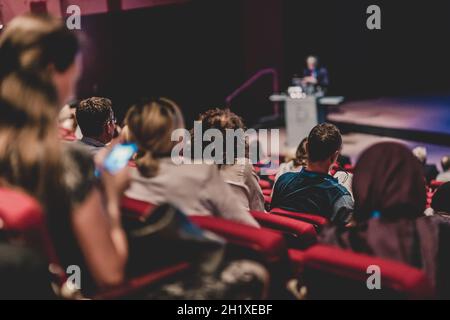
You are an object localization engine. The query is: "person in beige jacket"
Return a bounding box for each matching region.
[124,98,259,228]
[194,108,265,212]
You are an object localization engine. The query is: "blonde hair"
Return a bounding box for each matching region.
[0,14,79,209]
[126,98,184,177]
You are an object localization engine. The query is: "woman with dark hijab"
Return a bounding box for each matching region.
[319,142,450,298]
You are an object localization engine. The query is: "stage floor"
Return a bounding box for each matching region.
[276,96,450,167]
[328,96,450,136]
[326,96,450,166]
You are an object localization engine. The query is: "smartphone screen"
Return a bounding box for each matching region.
[103,143,138,174]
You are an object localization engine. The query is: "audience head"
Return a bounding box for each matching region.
[293,138,308,167]
[58,101,78,132]
[413,146,427,164]
[76,97,115,143]
[431,182,450,215]
[353,142,427,222]
[0,14,81,107]
[306,123,342,169]
[195,108,247,164]
[126,97,184,177]
[441,156,450,172]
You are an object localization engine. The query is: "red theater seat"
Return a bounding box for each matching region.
[430,180,444,189]
[93,262,190,299]
[301,245,434,299]
[250,211,317,249]
[270,208,329,231]
[262,189,272,196]
[259,180,271,189]
[343,164,354,173]
[121,196,156,219]
[0,188,60,268]
[121,197,300,286]
[189,215,286,265]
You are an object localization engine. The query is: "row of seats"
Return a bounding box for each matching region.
[0,188,435,299]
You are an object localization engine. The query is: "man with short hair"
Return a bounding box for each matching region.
[437,156,450,182]
[75,97,116,155]
[271,123,353,226]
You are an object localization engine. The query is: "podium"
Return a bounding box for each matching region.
[270,95,318,150]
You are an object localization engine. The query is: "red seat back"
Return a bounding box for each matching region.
[121,196,157,219]
[93,262,190,299]
[270,208,329,231]
[258,180,271,190]
[430,180,444,190]
[0,188,59,262]
[250,211,317,249]
[189,215,287,265]
[0,188,64,283]
[302,245,434,299]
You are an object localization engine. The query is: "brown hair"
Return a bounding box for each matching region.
[293,137,308,167]
[76,97,113,137]
[194,108,248,165]
[126,98,184,177]
[307,123,342,162]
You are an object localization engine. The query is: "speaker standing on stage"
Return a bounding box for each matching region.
[302,55,329,95]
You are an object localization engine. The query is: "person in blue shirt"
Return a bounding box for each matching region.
[271,123,353,226]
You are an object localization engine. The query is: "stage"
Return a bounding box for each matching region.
[327,96,450,166]
[327,96,450,145]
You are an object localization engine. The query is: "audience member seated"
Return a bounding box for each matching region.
[274,137,354,197]
[271,123,353,226]
[274,138,307,183]
[194,108,264,212]
[413,146,439,183]
[431,182,450,216]
[75,97,116,156]
[436,156,450,182]
[0,14,129,294]
[124,98,259,227]
[58,100,79,141]
[319,142,450,298]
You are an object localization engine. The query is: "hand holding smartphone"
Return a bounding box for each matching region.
[103,143,138,174]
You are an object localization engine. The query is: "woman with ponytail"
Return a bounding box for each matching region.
[0,14,128,293]
[125,98,259,227]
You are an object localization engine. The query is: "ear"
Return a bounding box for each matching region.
[330,150,340,164]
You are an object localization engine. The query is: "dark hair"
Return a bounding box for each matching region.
[442,156,450,172]
[76,97,113,137]
[194,108,247,164]
[293,138,308,167]
[307,123,342,162]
